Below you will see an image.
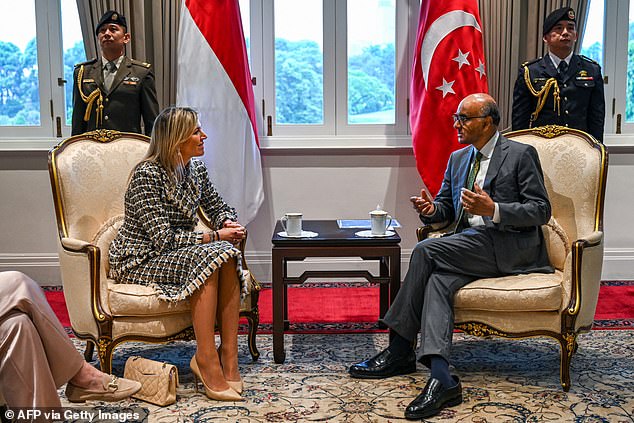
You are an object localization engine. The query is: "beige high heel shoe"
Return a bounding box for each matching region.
[190,356,243,401]
[217,345,244,394]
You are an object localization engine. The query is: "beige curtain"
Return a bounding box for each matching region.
[76,0,180,108]
[477,0,589,129]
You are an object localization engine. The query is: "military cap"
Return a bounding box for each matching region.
[95,10,127,35]
[543,7,575,35]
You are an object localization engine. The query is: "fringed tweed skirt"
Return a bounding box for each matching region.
[112,240,248,302]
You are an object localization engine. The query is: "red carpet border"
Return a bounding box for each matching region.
[44,280,634,334]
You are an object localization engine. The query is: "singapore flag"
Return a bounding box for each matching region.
[410,0,488,196]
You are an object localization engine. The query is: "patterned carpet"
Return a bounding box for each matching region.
[59,330,634,422]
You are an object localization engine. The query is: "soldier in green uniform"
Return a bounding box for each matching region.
[512,7,605,141]
[71,11,159,136]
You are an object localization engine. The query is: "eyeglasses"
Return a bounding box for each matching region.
[452,114,489,125]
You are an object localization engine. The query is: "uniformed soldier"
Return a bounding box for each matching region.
[71,10,159,136]
[512,7,605,141]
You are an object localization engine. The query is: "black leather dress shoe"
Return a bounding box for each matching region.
[404,376,462,420]
[348,348,416,379]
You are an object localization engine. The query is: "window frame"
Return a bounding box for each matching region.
[0,0,71,140]
[592,0,634,135]
[254,0,416,143]
[607,0,633,134]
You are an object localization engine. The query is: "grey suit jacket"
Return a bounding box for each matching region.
[422,135,553,275]
[71,56,159,135]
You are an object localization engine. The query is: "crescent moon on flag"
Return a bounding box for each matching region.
[420,10,482,90]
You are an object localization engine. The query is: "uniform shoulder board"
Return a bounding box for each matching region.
[74,58,98,68]
[131,59,152,68]
[521,57,542,68]
[580,55,600,65]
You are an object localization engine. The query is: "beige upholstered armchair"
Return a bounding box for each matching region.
[416,125,607,391]
[48,129,261,373]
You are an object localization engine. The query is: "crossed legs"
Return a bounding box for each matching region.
[190,258,241,393]
[0,271,140,407]
[383,227,502,363]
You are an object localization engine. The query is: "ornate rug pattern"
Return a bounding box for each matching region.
[60,330,634,422]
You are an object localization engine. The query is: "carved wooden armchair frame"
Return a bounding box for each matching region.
[48,129,260,373]
[416,125,608,391]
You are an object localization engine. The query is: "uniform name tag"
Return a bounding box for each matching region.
[83,79,95,83]
[575,76,594,81]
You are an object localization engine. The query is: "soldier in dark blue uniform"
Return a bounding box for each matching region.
[71,11,159,136]
[512,7,605,141]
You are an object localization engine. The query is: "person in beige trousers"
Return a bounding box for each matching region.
[0,271,141,408]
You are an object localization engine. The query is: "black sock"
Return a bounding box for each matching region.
[387,333,413,356]
[430,355,454,387]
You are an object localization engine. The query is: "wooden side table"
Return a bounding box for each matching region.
[271,220,401,363]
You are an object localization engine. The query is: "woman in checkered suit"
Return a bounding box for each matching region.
[109,107,246,401]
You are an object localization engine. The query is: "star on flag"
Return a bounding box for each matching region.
[452,49,470,69]
[476,59,486,79]
[436,78,455,98]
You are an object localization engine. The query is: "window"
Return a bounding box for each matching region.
[347,0,395,125]
[273,0,324,126]
[249,0,413,140]
[0,0,83,138]
[580,0,604,68]
[61,0,86,126]
[590,0,634,134]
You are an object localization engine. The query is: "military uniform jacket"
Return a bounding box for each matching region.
[71,56,159,136]
[511,54,605,141]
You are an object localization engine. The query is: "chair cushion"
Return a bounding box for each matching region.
[108,281,191,316]
[108,269,256,317]
[455,271,563,312]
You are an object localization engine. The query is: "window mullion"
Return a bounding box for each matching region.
[333,0,347,135]
[46,0,66,138]
[612,0,633,133]
[248,0,265,138]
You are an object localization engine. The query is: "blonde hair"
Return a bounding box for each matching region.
[143,106,199,183]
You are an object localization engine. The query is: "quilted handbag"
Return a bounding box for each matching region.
[123,356,178,406]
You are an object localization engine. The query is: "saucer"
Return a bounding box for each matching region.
[355,230,395,238]
[277,230,319,238]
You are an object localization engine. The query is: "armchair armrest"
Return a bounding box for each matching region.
[58,237,111,336]
[416,221,453,242]
[61,236,91,250]
[568,231,604,330]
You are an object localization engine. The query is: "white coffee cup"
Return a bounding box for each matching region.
[370,210,392,235]
[281,212,303,236]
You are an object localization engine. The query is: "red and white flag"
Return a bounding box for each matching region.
[410,0,488,196]
[177,0,263,224]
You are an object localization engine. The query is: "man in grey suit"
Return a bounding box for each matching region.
[71,10,159,136]
[349,93,553,420]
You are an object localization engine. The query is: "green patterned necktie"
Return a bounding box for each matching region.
[465,151,483,191]
[455,151,483,232]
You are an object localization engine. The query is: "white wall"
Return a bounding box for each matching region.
[0,138,632,285]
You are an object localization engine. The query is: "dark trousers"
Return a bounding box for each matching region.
[382,227,505,366]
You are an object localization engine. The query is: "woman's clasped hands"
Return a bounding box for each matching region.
[218,220,246,244]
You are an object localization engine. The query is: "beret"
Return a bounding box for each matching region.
[543,7,575,35]
[96,10,127,35]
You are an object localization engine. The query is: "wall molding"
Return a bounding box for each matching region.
[0,253,60,285]
[602,248,634,280]
[5,248,633,286]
